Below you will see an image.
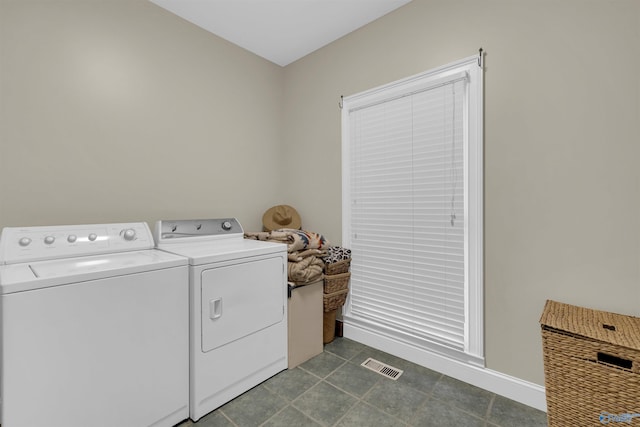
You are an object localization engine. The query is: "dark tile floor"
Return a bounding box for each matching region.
[178,337,547,427]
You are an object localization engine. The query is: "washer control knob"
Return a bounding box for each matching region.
[122,229,136,241]
[88,233,98,242]
[44,236,55,245]
[221,221,232,231]
[18,237,32,247]
[67,234,77,243]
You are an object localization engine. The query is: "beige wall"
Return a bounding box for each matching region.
[1,0,639,389]
[282,0,640,385]
[0,0,284,231]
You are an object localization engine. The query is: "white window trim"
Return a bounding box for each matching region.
[341,54,484,366]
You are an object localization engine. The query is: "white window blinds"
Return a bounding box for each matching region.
[342,55,483,361]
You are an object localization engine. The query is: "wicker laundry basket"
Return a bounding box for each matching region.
[540,300,640,426]
[324,259,350,275]
[323,272,351,294]
[323,288,348,312]
[323,310,338,344]
[322,288,348,344]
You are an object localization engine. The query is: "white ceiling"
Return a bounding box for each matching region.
[149,0,412,66]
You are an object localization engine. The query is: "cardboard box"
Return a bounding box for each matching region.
[287,280,323,368]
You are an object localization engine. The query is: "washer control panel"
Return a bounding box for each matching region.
[0,222,154,265]
[155,218,243,243]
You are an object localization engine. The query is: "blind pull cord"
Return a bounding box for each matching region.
[450,83,457,227]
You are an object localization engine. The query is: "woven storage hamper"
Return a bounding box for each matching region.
[324,259,351,275]
[323,272,350,294]
[323,288,348,312]
[540,300,640,426]
[323,309,338,344]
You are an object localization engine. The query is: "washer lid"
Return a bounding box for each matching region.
[0,250,187,294]
[157,238,286,265]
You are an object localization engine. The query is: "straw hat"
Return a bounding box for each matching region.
[262,205,302,231]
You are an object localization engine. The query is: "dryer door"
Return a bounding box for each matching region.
[200,256,284,352]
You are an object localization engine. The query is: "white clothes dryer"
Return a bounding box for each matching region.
[0,223,189,427]
[154,218,287,421]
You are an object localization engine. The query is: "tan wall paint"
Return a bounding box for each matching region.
[282,0,640,385]
[0,0,284,231]
[1,0,639,388]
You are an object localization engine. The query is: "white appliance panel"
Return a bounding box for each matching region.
[1,267,189,427]
[191,317,287,417]
[159,239,286,266]
[200,256,284,352]
[0,250,186,294]
[0,222,154,264]
[154,218,288,422]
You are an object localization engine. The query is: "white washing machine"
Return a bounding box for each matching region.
[154,218,287,421]
[0,222,189,427]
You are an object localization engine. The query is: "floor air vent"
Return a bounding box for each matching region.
[361,358,403,380]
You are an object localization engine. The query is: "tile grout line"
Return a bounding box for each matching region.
[257,402,291,427]
[261,369,322,400]
[425,392,495,424]
[420,373,495,425]
[334,398,411,427]
[486,393,496,422]
[358,376,431,426]
[267,357,353,426]
[217,408,240,427]
[288,384,342,427]
[409,370,444,421]
[406,378,440,426]
[320,376,379,403]
[260,402,327,427]
[297,352,350,380]
[296,365,329,382]
[329,399,359,427]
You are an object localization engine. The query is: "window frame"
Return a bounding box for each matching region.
[341,54,484,364]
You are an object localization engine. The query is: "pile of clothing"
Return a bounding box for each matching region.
[244,229,330,286]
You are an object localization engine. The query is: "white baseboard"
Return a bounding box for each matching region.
[344,323,547,412]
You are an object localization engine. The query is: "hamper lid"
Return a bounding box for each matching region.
[540,300,640,351]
